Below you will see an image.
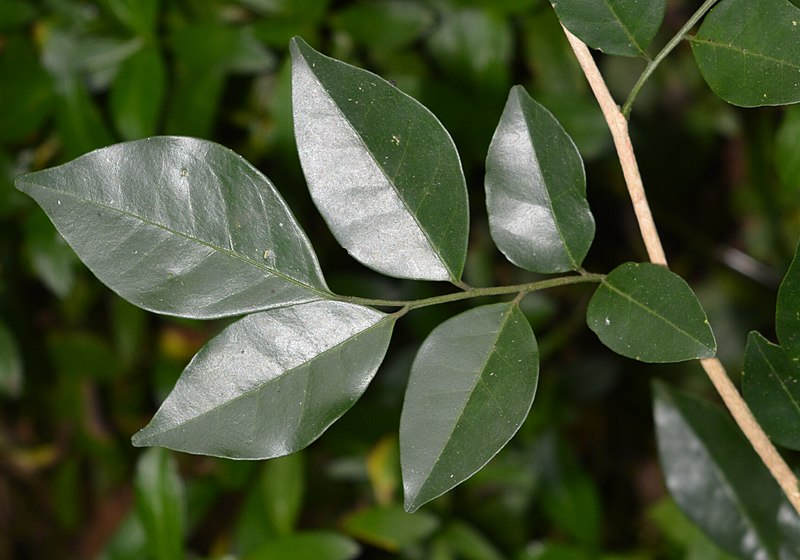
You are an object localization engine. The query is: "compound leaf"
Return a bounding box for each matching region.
[485,85,594,273]
[400,303,538,512]
[742,331,800,450]
[586,263,716,362]
[777,239,800,357]
[132,301,395,459]
[550,0,667,57]
[691,0,800,107]
[15,137,331,319]
[653,381,800,559]
[290,37,469,283]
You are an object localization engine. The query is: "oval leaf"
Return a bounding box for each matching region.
[15,137,331,319]
[485,85,594,273]
[691,0,800,107]
[653,381,800,559]
[290,37,469,283]
[134,448,185,560]
[132,301,395,459]
[777,239,800,357]
[743,331,800,450]
[550,0,667,57]
[586,263,716,362]
[400,302,539,512]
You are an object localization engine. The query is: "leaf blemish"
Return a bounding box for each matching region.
[180,168,188,177]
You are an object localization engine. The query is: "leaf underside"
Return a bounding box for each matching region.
[653,381,800,559]
[586,263,716,362]
[132,301,395,459]
[400,302,539,512]
[15,137,330,319]
[691,0,800,107]
[485,85,594,273]
[290,37,469,283]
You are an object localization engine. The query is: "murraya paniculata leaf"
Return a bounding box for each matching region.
[400,303,539,512]
[586,263,716,362]
[742,332,800,451]
[485,85,594,273]
[132,301,396,459]
[15,137,331,319]
[653,381,800,559]
[550,0,667,57]
[290,37,469,283]
[691,0,800,107]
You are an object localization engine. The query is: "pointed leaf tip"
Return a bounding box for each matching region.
[133,301,395,459]
[401,303,538,511]
[587,263,716,363]
[485,85,594,273]
[291,39,469,282]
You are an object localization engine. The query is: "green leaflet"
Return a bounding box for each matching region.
[653,381,800,559]
[485,85,594,273]
[742,332,800,451]
[586,263,716,362]
[132,301,395,459]
[400,303,539,512]
[290,37,469,283]
[691,0,800,107]
[550,0,667,57]
[16,137,331,319]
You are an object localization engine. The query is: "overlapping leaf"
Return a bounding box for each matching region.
[653,382,800,559]
[742,332,800,450]
[777,239,800,356]
[485,85,594,273]
[132,301,395,459]
[134,448,185,560]
[550,0,667,57]
[15,137,331,319]
[400,303,538,512]
[691,0,800,107]
[586,263,716,362]
[290,37,469,283]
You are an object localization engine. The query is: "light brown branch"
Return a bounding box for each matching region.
[561,24,800,515]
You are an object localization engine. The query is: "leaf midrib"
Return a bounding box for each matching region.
[602,279,713,354]
[298,48,457,282]
[602,0,647,57]
[20,179,331,299]
[411,304,517,505]
[136,311,394,445]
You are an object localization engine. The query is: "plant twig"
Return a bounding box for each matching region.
[562,25,800,515]
[621,0,721,117]
[337,272,604,310]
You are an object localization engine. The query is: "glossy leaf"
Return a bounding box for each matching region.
[290,37,469,283]
[777,239,800,357]
[485,85,594,273]
[134,448,185,560]
[132,301,395,459]
[550,0,667,57]
[342,505,439,551]
[743,332,800,450]
[586,263,716,362]
[691,0,800,107]
[15,137,331,319]
[110,45,166,139]
[400,303,539,512]
[0,321,23,398]
[653,381,800,559]
[247,532,360,560]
